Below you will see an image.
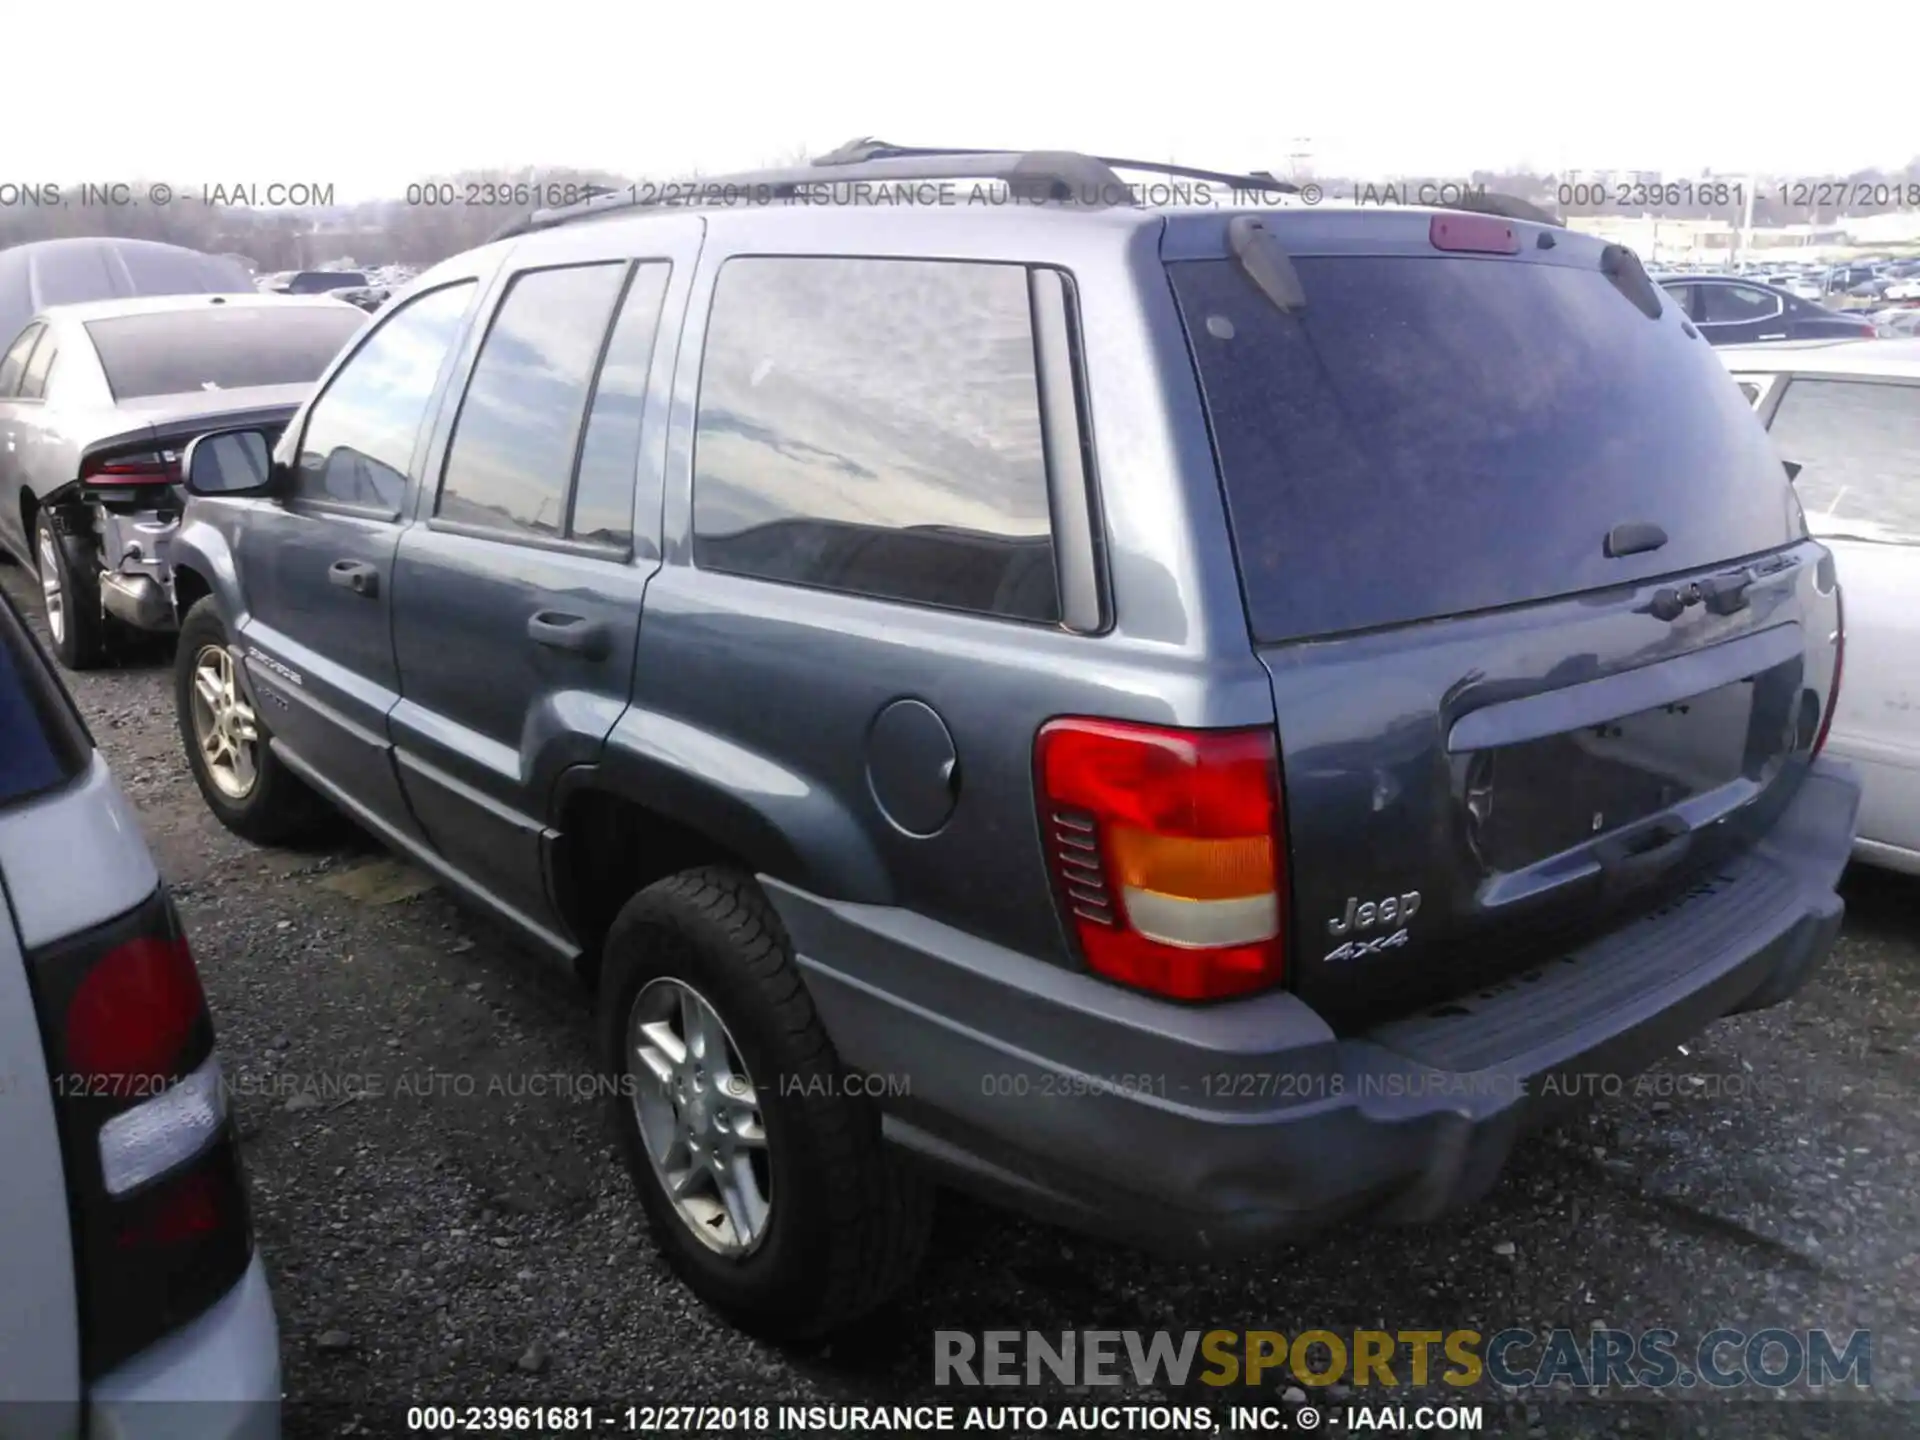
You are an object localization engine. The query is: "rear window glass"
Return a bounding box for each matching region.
[1171,256,1800,642]
[85,306,364,401]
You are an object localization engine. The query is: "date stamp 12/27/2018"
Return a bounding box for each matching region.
[1555,178,1920,212]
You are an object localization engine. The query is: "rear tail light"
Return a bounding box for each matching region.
[80,450,182,485]
[66,932,207,1081]
[24,888,252,1376]
[1813,588,1845,760]
[1035,719,1288,1001]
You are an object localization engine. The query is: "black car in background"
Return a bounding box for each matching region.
[1660,275,1879,346]
[272,271,370,296]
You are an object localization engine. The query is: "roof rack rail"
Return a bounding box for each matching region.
[486,138,1551,243]
[487,143,1140,243]
[818,139,1301,198]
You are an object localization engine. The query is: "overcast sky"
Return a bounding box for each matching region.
[12,3,1917,201]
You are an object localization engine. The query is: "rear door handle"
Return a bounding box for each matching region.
[527,610,610,659]
[328,560,379,598]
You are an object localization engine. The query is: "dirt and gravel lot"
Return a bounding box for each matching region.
[6,561,1916,1440]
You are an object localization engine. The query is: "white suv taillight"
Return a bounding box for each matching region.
[26,888,254,1377]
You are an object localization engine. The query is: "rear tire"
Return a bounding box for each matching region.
[34,513,105,670]
[175,598,327,845]
[599,866,932,1340]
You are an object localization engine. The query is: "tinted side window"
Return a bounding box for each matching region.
[693,256,1058,623]
[294,282,476,512]
[1702,284,1778,322]
[437,264,627,540]
[0,592,88,807]
[17,332,55,399]
[0,325,42,396]
[1768,378,1920,544]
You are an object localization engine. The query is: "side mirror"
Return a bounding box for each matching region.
[183,428,276,498]
[1783,460,1803,483]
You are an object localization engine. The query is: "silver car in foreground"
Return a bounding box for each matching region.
[1726,337,1920,873]
[0,586,279,1438]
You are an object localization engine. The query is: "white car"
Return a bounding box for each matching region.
[0,584,280,1438]
[1725,337,1920,873]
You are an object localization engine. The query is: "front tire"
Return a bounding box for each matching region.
[175,598,326,844]
[35,513,104,670]
[599,866,932,1340]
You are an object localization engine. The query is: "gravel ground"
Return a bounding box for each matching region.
[6,561,1917,1440]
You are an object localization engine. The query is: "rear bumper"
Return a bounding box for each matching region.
[87,1254,280,1440]
[772,760,1860,1258]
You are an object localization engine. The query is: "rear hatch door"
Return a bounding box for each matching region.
[1166,218,1842,1027]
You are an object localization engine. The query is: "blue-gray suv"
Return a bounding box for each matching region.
[166,144,1861,1340]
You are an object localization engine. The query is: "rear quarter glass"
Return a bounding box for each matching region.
[1170,255,1805,642]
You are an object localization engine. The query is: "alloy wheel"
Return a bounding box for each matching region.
[37,531,63,644]
[188,644,259,799]
[626,977,772,1257]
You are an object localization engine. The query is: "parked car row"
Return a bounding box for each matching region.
[0,151,1899,1426]
[1649,255,1920,306]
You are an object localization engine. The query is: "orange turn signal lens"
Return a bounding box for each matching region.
[1107,828,1275,901]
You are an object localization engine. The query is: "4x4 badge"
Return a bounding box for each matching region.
[1325,928,1410,964]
